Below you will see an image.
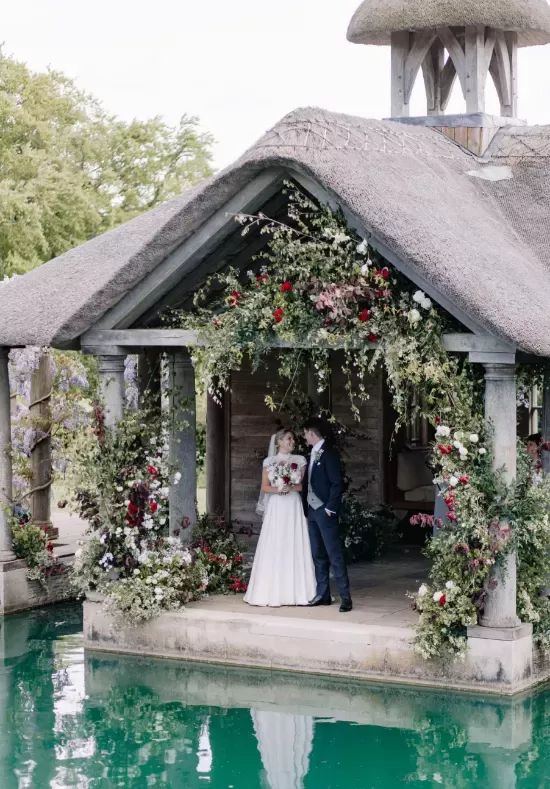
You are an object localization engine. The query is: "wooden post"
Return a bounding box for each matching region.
[504,32,518,118]
[98,355,126,428]
[168,352,197,541]
[206,390,226,515]
[465,26,486,113]
[0,349,16,562]
[480,364,521,629]
[391,31,410,117]
[29,351,55,538]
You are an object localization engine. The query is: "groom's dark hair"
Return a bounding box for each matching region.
[303,417,325,439]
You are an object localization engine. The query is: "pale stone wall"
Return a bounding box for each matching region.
[83,598,539,695]
[0,559,75,615]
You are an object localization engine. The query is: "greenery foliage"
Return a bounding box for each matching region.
[0,47,214,278]
[9,505,63,583]
[339,497,399,564]
[70,397,247,623]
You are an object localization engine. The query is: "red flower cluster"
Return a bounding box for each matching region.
[438,594,447,607]
[459,475,470,484]
[150,500,158,514]
[47,542,54,554]
[375,267,390,280]
[229,291,242,307]
[273,308,284,324]
[229,577,248,593]
[126,500,142,528]
[256,274,269,283]
[290,462,298,470]
[358,309,371,323]
[438,444,453,455]
[281,281,293,293]
[147,465,158,477]
[368,333,379,343]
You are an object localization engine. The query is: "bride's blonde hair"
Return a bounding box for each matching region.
[274,428,295,450]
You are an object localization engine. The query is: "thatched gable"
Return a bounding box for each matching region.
[1,108,550,355]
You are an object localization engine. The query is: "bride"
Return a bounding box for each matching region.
[244,429,317,607]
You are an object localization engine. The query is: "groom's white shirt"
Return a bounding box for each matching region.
[309,439,334,516]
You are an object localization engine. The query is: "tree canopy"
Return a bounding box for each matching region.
[0,47,215,278]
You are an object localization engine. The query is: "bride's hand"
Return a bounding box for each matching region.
[279,485,291,494]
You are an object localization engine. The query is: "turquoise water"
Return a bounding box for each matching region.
[2,604,550,788]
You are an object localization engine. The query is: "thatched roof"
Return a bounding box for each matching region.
[2,108,550,356]
[347,0,550,47]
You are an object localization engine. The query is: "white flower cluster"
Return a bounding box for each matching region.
[413,290,432,311]
[436,425,487,457]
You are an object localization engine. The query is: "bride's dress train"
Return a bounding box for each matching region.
[244,454,316,607]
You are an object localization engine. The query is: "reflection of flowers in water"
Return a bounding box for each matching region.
[251,710,313,789]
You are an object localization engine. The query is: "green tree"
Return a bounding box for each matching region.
[0,47,215,278]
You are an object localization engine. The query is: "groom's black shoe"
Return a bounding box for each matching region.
[308,595,332,607]
[339,598,353,613]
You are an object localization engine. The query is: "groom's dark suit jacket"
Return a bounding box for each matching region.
[303,442,343,516]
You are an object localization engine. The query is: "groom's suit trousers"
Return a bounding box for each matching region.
[307,506,351,601]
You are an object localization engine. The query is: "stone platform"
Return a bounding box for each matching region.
[0,508,88,615]
[83,551,543,696]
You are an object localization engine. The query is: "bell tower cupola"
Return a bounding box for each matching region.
[347,0,550,153]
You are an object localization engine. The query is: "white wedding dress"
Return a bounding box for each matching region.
[244,453,317,607]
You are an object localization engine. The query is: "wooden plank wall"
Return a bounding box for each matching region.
[229,360,283,527]
[229,353,385,526]
[331,352,385,508]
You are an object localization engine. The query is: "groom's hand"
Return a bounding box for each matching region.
[325,508,334,517]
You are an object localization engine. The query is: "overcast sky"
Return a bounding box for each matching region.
[4,0,550,168]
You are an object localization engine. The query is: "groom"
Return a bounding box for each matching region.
[302,418,352,613]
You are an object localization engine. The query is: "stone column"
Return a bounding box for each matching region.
[98,355,126,428]
[0,350,15,563]
[168,352,197,540]
[206,390,225,515]
[480,363,520,629]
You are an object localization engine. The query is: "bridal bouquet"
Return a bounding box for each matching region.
[268,459,302,490]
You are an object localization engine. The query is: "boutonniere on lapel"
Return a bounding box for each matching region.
[312,448,324,466]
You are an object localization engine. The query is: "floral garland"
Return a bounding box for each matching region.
[410,424,550,658]
[71,397,248,624]
[176,184,465,428]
